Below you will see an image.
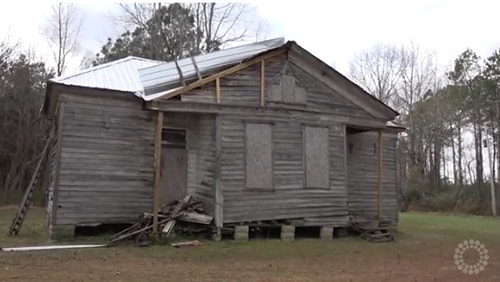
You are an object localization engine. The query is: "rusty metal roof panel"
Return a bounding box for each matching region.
[138,37,285,99]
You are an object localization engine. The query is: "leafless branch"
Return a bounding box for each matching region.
[43,3,83,76]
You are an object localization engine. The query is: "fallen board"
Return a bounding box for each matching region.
[1,244,107,252]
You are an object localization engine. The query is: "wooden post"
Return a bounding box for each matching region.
[377,129,383,218]
[214,115,224,240]
[216,78,221,103]
[260,60,265,106]
[153,111,164,233]
[344,125,348,197]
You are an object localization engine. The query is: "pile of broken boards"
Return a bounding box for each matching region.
[108,195,213,246]
[350,217,394,243]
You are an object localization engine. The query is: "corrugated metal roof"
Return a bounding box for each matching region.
[138,37,285,99]
[51,56,163,95]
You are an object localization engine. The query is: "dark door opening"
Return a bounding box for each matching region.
[160,128,188,206]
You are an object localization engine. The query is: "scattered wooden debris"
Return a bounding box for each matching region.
[171,240,203,248]
[178,212,213,225]
[108,195,212,245]
[350,217,394,243]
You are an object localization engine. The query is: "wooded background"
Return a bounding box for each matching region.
[1,3,498,216]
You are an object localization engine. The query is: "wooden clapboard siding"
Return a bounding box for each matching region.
[273,120,303,189]
[192,115,216,215]
[55,93,155,225]
[219,114,349,226]
[180,53,376,122]
[382,134,399,223]
[346,131,398,225]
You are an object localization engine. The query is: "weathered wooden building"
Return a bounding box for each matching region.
[43,38,403,238]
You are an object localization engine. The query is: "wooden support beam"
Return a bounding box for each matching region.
[214,115,224,240]
[344,125,348,197]
[377,129,383,218]
[260,60,265,106]
[160,48,286,100]
[153,111,164,233]
[216,78,221,103]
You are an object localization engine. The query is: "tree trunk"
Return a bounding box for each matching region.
[473,120,483,184]
[457,123,464,186]
[452,127,458,184]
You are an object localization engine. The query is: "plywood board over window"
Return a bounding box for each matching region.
[245,123,273,189]
[304,126,330,188]
[268,74,307,104]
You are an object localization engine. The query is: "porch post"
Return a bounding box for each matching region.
[153,111,164,233]
[377,129,383,218]
[214,114,224,240]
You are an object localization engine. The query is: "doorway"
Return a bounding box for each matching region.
[160,128,188,206]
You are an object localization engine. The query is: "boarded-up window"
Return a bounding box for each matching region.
[304,126,330,188]
[270,84,282,101]
[281,75,295,103]
[245,123,273,188]
[268,75,306,104]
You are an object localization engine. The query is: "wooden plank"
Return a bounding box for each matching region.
[159,48,286,100]
[178,212,213,224]
[216,78,221,103]
[214,115,224,233]
[260,60,265,106]
[377,129,383,218]
[153,111,164,233]
[52,102,65,225]
[150,101,388,129]
[344,125,348,197]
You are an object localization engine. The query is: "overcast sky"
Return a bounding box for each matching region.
[1,0,499,76]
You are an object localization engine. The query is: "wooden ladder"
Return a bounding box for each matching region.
[8,128,54,236]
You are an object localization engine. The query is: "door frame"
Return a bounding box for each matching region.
[160,126,189,205]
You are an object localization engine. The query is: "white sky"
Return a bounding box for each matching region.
[1,0,498,179]
[1,0,499,75]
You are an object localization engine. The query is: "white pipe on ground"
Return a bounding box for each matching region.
[1,244,107,252]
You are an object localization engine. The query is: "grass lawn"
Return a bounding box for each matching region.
[0,207,499,281]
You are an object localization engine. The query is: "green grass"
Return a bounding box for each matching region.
[0,208,499,281]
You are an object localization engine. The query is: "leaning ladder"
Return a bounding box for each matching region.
[8,128,54,236]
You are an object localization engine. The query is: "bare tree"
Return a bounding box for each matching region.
[114,3,267,54]
[43,3,83,76]
[189,3,257,52]
[349,44,402,105]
